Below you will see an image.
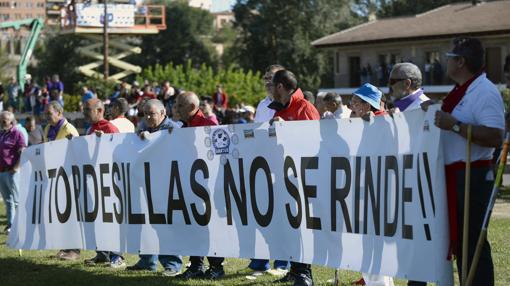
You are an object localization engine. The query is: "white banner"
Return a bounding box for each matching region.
[76,4,135,27]
[9,107,452,284]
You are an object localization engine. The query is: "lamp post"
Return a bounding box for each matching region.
[103,0,109,80]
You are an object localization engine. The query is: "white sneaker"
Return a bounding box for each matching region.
[266,268,288,276]
[110,257,126,269]
[245,270,266,280]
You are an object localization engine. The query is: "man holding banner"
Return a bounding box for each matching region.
[126,99,183,276]
[43,101,81,261]
[82,98,125,268]
[173,92,226,280]
[433,37,504,285]
[249,64,290,278]
[269,69,320,286]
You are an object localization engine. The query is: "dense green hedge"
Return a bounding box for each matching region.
[62,94,82,112]
[138,61,266,107]
[501,88,510,112]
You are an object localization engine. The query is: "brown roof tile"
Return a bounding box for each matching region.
[312,1,510,48]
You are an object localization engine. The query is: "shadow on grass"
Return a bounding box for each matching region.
[0,256,274,286]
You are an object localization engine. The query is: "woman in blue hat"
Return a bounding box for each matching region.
[349,83,394,286]
[350,83,387,119]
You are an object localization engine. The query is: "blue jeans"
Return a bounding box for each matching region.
[0,171,19,228]
[136,255,182,271]
[248,259,289,271]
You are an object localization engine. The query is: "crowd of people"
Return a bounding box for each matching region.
[0,37,505,286]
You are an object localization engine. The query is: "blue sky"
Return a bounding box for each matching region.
[211,0,236,12]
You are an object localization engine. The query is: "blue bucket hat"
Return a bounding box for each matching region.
[352,83,382,110]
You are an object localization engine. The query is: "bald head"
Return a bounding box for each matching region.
[86,98,104,110]
[84,98,105,123]
[175,92,200,122]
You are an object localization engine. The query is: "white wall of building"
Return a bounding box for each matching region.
[188,0,212,10]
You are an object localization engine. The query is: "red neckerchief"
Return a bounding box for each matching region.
[441,70,483,113]
[374,110,387,116]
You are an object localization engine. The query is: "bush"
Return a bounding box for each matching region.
[501,88,510,111]
[75,77,118,100]
[62,94,81,112]
[139,60,266,107]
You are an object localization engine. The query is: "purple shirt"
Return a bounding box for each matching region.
[48,81,64,93]
[0,127,26,170]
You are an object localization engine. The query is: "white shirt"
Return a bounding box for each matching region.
[443,73,505,164]
[110,117,135,133]
[254,96,276,123]
[322,106,352,119]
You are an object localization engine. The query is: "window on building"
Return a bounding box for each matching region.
[349,56,361,87]
[335,52,340,74]
[486,47,503,83]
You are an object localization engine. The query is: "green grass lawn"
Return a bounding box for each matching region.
[0,204,508,286]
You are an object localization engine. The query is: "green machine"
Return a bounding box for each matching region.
[0,18,44,92]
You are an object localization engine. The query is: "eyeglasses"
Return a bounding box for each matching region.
[388,78,407,86]
[445,52,462,58]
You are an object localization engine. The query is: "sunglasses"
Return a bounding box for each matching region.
[388,78,407,86]
[445,52,462,58]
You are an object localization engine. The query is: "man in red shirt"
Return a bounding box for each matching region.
[269,70,320,123]
[173,92,224,280]
[268,70,319,286]
[84,98,119,135]
[82,98,124,268]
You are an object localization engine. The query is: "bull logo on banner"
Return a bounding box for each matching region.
[205,126,239,163]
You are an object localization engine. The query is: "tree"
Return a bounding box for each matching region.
[131,1,218,69]
[231,0,354,91]
[353,0,469,19]
[0,47,13,84]
[32,33,89,94]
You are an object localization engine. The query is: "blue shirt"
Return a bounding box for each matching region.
[82,91,96,103]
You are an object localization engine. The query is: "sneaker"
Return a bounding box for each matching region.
[55,250,66,259]
[4,225,11,234]
[110,256,126,268]
[60,250,80,261]
[84,255,109,266]
[203,267,225,280]
[126,264,156,272]
[162,269,180,277]
[176,267,205,279]
[293,273,313,286]
[267,268,289,276]
[245,270,266,280]
[351,278,366,285]
[276,271,296,283]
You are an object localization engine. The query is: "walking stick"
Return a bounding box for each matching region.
[461,125,472,286]
[465,132,510,286]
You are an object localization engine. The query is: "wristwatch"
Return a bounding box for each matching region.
[452,121,462,133]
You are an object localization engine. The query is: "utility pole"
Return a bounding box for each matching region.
[103,0,109,80]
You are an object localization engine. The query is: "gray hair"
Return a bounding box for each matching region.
[323,92,342,105]
[391,62,422,89]
[179,92,200,107]
[0,110,15,123]
[112,98,129,115]
[48,100,64,114]
[143,99,166,113]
